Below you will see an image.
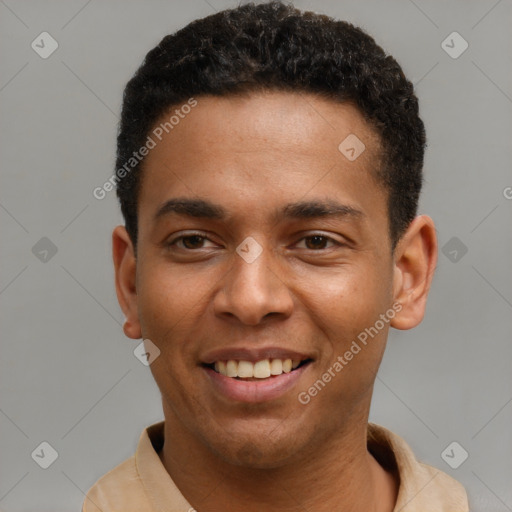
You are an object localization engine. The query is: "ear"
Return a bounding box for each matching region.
[390,215,438,330]
[112,225,141,339]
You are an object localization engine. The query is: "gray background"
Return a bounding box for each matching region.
[1,0,511,510]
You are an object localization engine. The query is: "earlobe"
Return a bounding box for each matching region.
[112,226,142,339]
[390,215,438,330]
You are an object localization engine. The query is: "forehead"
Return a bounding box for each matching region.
[151,91,379,160]
[137,91,385,229]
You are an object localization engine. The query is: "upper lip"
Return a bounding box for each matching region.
[201,346,315,365]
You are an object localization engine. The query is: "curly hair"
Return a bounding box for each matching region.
[116,1,425,249]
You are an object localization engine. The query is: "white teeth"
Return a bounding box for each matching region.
[270,359,283,375]
[226,360,238,377]
[212,358,306,379]
[237,360,254,378]
[282,359,293,373]
[253,359,271,378]
[217,360,227,376]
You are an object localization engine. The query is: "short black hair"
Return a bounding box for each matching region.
[116,1,425,249]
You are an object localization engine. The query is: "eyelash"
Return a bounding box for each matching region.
[166,232,343,251]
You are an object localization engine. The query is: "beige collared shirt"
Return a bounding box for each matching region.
[83,421,469,511]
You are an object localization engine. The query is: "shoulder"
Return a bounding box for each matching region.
[82,456,150,512]
[410,458,469,511]
[368,423,469,511]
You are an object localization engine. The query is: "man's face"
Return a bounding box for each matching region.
[131,92,397,466]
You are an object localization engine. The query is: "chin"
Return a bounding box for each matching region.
[207,426,307,469]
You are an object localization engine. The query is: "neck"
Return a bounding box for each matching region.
[158,406,398,512]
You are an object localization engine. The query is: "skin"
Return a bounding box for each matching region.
[113,91,437,512]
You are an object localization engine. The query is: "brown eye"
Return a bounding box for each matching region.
[180,235,206,249]
[304,235,328,250]
[297,234,339,250]
[166,232,216,250]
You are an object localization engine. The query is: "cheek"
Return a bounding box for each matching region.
[304,261,391,332]
[136,263,206,352]
[301,263,393,395]
[136,268,201,403]
[138,258,211,319]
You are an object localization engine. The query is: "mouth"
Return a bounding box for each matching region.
[200,351,314,403]
[203,358,313,380]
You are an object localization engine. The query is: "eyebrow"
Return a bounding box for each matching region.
[154,198,363,222]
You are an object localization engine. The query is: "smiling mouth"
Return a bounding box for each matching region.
[203,358,313,380]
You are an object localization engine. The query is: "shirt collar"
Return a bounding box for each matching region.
[135,421,468,511]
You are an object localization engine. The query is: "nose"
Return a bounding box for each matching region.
[213,242,294,326]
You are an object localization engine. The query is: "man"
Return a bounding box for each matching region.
[84,2,469,510]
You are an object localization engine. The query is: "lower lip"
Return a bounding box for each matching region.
[203,363,311,403]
